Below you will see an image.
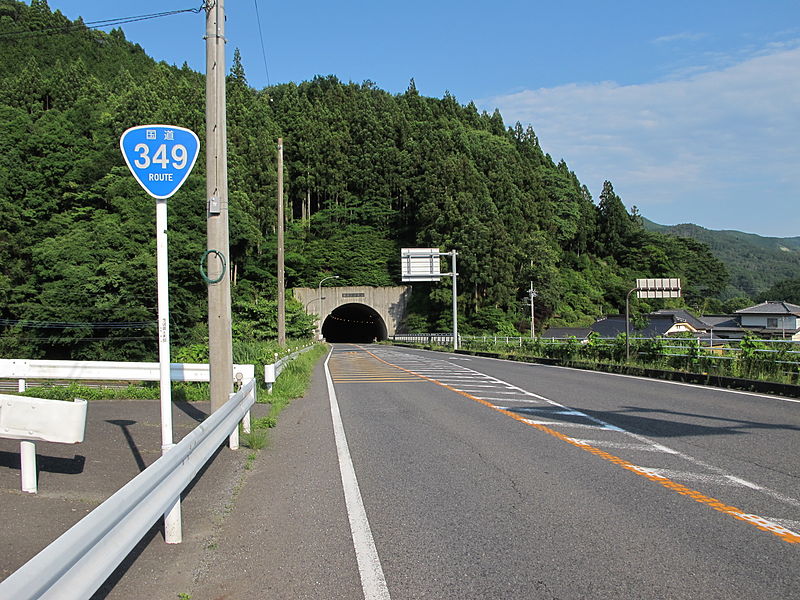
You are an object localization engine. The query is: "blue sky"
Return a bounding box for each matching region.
[41,1,800,237]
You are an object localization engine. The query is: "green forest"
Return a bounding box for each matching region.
[0,0,736,360]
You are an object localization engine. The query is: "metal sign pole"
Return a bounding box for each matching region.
[625,287,636,362]
[451,250,458,350]
[156,199,181,543]
[119,123,199,546]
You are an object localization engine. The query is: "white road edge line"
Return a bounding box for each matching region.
[325,348,392,600]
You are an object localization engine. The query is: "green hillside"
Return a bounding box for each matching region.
[0,0,729,359]
[643,220,800,299]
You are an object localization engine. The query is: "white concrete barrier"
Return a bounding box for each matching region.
[0,395,88,493]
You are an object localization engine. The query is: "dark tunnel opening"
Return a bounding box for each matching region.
[321,303,388,343]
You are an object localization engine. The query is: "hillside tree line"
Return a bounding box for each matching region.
[0,0,728,359]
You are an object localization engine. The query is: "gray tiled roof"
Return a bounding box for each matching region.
[651,309,708,330]
[590,316,676,338]
[700,315,740,329]
[735,301,800,315]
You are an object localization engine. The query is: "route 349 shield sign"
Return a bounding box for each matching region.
[120,125,200,199]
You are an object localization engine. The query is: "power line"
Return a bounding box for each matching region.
[0,319,156,329]
[253,0,272,87]
[0,336,156,342]
[0,5,205,40]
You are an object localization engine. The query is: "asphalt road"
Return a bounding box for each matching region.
[4,345,797,599]
[326,344,799,599]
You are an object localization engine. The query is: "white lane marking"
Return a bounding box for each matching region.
[434,377,494,381]
[522,419,624,431]
[728,513,800,537]
[454,384,509,389]
[381,348,800,511]
[568,438,679,454]
[398,347,800,404]
[478,390,538,396]
[629,466,761,487]
[479,397,545,403]
[765,516,800,531]
[511,408,589,416]
[725,475,764,490]
[325,350,391,600]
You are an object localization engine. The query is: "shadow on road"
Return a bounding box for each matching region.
[503,404,800,438]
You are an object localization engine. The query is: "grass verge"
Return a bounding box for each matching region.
[260,344,328,423]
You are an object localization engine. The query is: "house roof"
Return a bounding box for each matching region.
[735,301,800,315]
[590,316,678,338]
[539,327,592,339]
[651,309,708,330]
[700,315,741,329]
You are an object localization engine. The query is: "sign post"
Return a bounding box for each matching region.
[120,124,200,544]
[401,248,459,350]
[626,278,682,361]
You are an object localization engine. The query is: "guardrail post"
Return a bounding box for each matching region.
[264,362,276,394]
[18,379,26,392]
[20,441,37,493]
[164,497,182,544]
[228,392,240,449]
[242,379,254,434]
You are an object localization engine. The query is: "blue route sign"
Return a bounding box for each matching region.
[120,125,200,200]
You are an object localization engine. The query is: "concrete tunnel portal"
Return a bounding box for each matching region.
[321,303,388,343]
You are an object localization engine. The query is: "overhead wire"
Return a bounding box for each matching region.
[0,5,205,40]
[0,336,156,342]
[0,319,155,329]
[252,0,272,87]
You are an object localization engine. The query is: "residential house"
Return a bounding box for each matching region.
[590,311,705,339]
[733,301,800,340]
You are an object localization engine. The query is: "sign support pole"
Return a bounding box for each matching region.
[120,117,200,546]
[156,199,181,543]
[451,250,458,350]
[625,286,636,362]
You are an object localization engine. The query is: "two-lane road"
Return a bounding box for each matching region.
[327,344,799,599]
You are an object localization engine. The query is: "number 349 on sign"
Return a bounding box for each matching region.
[120,124,200,200]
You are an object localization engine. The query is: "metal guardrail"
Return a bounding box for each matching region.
[0,377,255,600]
[391,333,457,345]
[264,343,316,393]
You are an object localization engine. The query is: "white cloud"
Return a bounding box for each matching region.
[481,47,800,236]
[653,32,707,44]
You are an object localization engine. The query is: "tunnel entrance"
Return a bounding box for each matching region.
[321,303,388,343]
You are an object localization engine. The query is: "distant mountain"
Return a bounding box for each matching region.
[643,220,800,299]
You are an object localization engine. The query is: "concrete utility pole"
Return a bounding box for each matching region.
[277,138,286,346]
[206,0,233,413]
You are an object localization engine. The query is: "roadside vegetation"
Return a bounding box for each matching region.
[398,334,800,387]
